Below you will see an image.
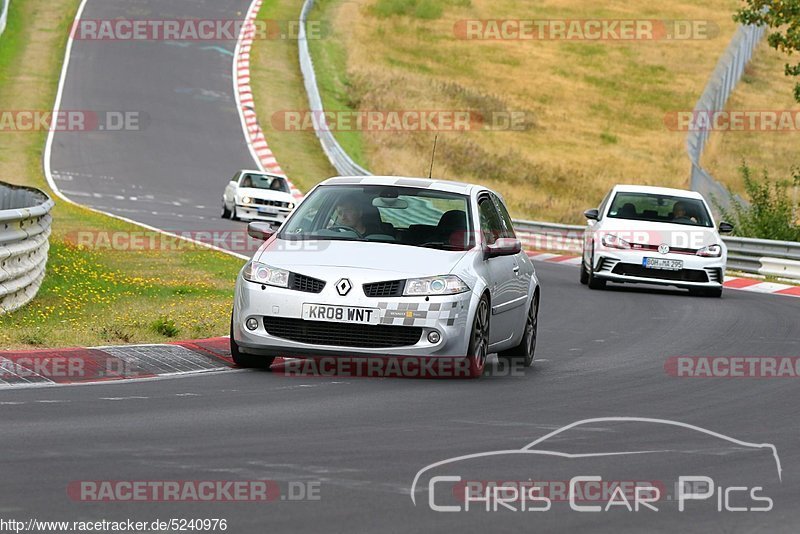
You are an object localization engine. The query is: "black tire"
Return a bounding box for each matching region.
[465,295,490,379]
[498,292,538,368]
[580,257,589,285]
[230,317,274,369]
[221,202,232,219]
[587,251,606,290]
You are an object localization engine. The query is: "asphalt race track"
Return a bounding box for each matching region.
[48,0,256,247]
[2,263,800,532]
[25,0,800,531]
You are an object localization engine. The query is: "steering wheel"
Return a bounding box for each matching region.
[328,224,363,237]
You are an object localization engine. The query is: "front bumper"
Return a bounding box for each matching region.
[232,275,475,358]
[236,204,291,224]
[593,249,725,288]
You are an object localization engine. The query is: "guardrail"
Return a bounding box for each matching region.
[298,0,370,177]
[687,23,765,208]
[0,0,9,38]
[724,236,800,279]
[0,182,54,313]
[297,6,799,281]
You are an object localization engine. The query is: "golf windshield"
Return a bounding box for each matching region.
[607,192,713,227]
[279,185,474,250]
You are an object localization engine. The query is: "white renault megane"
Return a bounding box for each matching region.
[581,185,733,297]
[230,176,540,377]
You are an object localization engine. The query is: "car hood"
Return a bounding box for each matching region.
[596,219,721,248]
[255,239,470,279]
[237,187,294,203]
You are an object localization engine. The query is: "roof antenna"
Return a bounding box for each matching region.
[427,134,438,179]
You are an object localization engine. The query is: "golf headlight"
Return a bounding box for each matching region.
[601,234,631,250]
[403,275,469,296]
[697,244,722,257]
[241,196,252,205]
[243,261,289,287]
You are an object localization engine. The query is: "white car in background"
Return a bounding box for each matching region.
[222,170,296,225]
[581,185,733,297]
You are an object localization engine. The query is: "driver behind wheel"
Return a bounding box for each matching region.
[332,194,368,235]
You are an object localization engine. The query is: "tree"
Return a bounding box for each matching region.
[735,0,800,103]
[716,163,800,241]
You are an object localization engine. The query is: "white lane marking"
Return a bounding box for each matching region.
[0,401,25,405]
[175,393,200,397]
[35,400,70,404]
[100,396,149,401]
[42,3,251,261]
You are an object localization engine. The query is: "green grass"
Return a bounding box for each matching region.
[249,0,337,190]
[306,0,368,168]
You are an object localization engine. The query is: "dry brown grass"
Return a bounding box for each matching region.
[317,0,748,222]
[701,42,800,193]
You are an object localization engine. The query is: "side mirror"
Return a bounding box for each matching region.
[719,221,734,234]
[583,208,599,221]
[485,237,522,259]
[247,222,275,241]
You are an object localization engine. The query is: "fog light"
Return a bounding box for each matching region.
[245,317,259,331]
[427,331,441,344]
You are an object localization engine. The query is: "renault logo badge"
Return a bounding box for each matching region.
[336,278,352,296]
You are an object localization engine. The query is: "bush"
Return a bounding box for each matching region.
[716,163,800,241]
[151,316,180,338]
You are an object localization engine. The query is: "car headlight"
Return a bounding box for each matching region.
[240,196,252,205]
[697,244,722,257]
[403,275,469,296]
[288,203,295,209]
[242,261,289,287]
[601,234,631,250]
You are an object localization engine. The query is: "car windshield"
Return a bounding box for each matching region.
[279,185,474,250]
[240,173,290,193]
[606,192,713,227]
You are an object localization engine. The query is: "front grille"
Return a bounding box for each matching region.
[290,273,325,293]
[252,198,291,208]
[263,317,422,348]
[612,263,709,283]
[363,280,405,298]
[630,244,698,255]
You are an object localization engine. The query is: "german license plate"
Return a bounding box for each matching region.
[257,207,278,216]
[302,304,380,325]
[643,257,683,270]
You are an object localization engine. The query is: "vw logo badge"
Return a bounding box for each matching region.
[658,244,670,255]
[335,278,352,296]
